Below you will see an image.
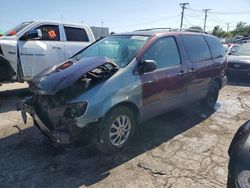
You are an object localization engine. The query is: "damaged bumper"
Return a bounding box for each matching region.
[19,96,88,144]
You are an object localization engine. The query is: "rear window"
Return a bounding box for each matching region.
[64,26,89,42]
[204,35,225,58]
[181,35,212,63]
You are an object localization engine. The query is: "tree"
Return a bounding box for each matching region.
[231,22,250,36]
[212,25,226,37]
[189,26,203,31]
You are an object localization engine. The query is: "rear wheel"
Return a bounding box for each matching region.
[96,106,135,154]
[201,81,220,109]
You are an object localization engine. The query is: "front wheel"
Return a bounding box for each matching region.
[201,81,220,109]
[96,106,135,154]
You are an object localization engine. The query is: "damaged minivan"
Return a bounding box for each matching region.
[20,29,227,153]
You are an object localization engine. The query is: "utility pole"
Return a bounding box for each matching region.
[226,23,230,32]
[180,3,189,28]
[203,9,211,32]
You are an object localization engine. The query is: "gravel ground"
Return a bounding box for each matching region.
[0,80,249,188]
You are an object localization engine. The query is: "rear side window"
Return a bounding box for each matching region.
[36,25,60,41]
[64,27,89,42]
[143,37,181,69]
[181,35,212,63]
[204,35,225,58]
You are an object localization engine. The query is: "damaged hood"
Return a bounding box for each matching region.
[30,57,119,95]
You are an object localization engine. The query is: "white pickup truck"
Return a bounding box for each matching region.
[0,20,95,82]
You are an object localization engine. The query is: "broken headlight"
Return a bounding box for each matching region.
[63,101,88,118]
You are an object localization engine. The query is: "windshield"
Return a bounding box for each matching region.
[74,35,149,67]
[4,21,33,36]
[233,44,250,56]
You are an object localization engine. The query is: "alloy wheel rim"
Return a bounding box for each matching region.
[109,115,131,146]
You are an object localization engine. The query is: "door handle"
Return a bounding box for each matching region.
[178,70,186,76]
[52,46,62,50]
[188,68,196,73]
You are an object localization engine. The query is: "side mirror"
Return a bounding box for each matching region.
[139,60,157,74]
[20,29,42,40]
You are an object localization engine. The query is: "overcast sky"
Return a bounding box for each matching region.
[0,0,250,33]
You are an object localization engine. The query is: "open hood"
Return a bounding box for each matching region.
[29,57,119,95]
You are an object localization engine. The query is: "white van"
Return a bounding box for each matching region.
[0,20,95,82]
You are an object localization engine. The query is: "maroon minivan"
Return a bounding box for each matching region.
[21,29,227,153]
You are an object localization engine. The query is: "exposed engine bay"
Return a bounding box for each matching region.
[54,62,119,105]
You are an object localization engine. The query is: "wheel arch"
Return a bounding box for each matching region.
[213,77,222,89]
[104,101,141,125]
[0,56,15,80]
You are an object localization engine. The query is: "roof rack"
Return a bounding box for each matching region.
[135,28,172,31]
[135,27,207,34]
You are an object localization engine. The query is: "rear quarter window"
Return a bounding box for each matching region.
[204,35,225,59]
[64,26,89,42]
[181,35,212,63]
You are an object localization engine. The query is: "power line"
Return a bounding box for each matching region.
[183,17,194,27]
[180,3,189,28]
[211,11,250,14]
[110,15,180,29]
[187,7,250,15]
[209,12,227,24]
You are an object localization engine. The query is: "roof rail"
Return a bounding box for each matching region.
[135,27,207,34]
[135,28,172,32]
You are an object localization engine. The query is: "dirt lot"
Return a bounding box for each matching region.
[0,81,250,188]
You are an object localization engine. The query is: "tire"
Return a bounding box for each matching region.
[0,64,14,81]
[96,106,136,154]
[0,64,9,81]
[201,81,220,109]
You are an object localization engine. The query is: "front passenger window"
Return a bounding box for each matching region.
[36,25,60,41]
[143,37,180,69]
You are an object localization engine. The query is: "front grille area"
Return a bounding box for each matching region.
[34,95,54,130]
[34,95,70,131]
[228,62,250,70]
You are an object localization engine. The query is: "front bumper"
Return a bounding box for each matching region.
[19,97,79,144]
[33,113,70,144]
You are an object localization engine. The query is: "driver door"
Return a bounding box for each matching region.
[18,24,65,80]
[140,36,189,120]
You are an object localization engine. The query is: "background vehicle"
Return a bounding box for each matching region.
[228,120,250,188]
[0,20,95,82]
[226,43,250,80]
[20,29,227,153]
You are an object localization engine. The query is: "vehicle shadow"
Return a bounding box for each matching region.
[0,91,31,113]
[0,96,22,113]
[0,103,215,187]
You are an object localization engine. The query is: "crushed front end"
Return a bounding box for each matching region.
[20,94,88,144]
[19,57,119,144]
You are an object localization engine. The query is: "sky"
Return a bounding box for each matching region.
[0,0,250,33]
